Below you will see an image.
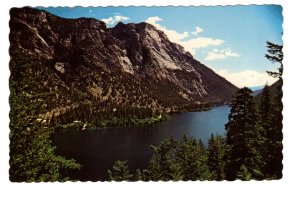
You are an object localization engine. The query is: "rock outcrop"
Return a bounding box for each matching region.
[9,7,238,117]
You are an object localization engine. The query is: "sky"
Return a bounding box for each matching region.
[38,6,283,88]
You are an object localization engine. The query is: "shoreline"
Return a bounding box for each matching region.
[54,103,229,131]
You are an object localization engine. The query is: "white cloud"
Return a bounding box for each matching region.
[192,26,204,35]
[205,49,240,61]
[180,38,224,55]
[114,15,130,21]
[145,16,223,55]
[145,16,161,24]
[146,17,189,42]
[101,17,114,25]
[101,15,130,26]
[216,69,278,88]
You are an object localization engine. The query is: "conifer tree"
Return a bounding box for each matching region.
[134,169,143,181]
[262,40,283,179]
[108,160,133,181]
[207,134,225,180]
[147,138,180,181]
[259,83,283,179]
[258,85,273,176]
[225,87,264,180]
[265,41,283,78]
[176,136,210,180]
[237,164,252,181]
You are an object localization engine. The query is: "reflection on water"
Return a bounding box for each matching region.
[53,105,230,181]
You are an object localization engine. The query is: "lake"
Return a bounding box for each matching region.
[53,105,230,181]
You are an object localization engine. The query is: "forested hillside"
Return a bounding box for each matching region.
[108,80,283,181]
[9,6,282,182]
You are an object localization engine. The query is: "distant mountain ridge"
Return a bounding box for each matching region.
[9,7,238,124]
[250,81,280,96]
[249,85,264,91]
[252,89,263,96]
[254,79,283,100]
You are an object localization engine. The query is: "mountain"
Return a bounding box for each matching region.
[249,85,263,96]
[249,85,264,91]
[252,88,263,96]
[9,7,238,126]
[254,79,283,101]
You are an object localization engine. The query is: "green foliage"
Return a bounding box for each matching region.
[265,41,283,78]
[108,160,133,181]
[258,83,283,179]
[224,80,283,180]
[225,87,264,180]
[237,165,252,181]
[207,134,225,180]
[10,39,283,181]
[106,82,283,182]
[9,47,81,182]
[175,136,210,181]
[10,121,80,182]
[134,169,143,181]
[147,137,182,181]
[108,135,212,181]
[9,96,81,182]
[96,113,168,128]
[258,40,283,179]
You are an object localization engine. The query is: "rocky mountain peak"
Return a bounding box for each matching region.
[10,7,238,114]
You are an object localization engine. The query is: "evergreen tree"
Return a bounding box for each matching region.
[271,80,283,179]
[259,84,283,179]
[134,169,143,181]
[265,41,283,78]
[176,136,210,181]
[147,138,180,181]
[261,40,283,179]
[207,134,225,180]
[108,160,133,181]
[9,48,81,182]
[258,85,273,176]
[225,87,264,180]
[143,135,210,181]
[237,165,252,181]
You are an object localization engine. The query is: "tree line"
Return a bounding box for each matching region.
[9,40,282,181]
[9,47,81,182]
[107,41,283,181]
[108,84,282,181]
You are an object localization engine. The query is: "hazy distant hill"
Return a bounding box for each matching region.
[254,79,283,103]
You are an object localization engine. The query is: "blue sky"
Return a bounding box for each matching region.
[38,6,283,87]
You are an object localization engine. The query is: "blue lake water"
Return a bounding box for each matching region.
[53,105,230,181]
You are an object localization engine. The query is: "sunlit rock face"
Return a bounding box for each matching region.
[10,7,238,111]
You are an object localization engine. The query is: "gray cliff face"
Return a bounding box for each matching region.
[110,21,237,100]
[10,7,238,113]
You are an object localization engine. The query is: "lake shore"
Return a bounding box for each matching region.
[54,101,229,130]
[53,105,230,181]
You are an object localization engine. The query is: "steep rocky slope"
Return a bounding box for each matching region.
[9,7,238,125]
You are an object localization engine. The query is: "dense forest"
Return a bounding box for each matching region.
[9,7,239,182]
[8,48,224,181]
[9,47,81,182]
[7,47,212,181]
[9,36,282,181]
[107,41,283,181]
[108,83,283,181]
